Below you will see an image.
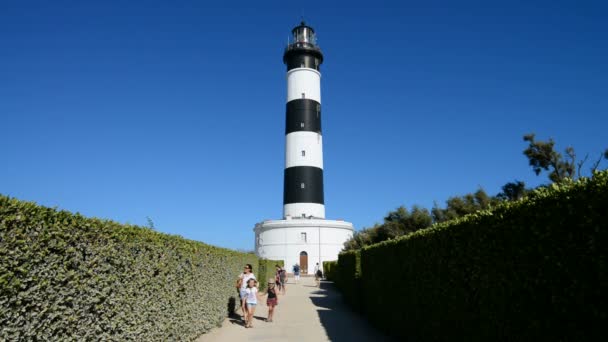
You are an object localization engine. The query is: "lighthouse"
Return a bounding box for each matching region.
[254,22,354,274]
[283,22,325,220]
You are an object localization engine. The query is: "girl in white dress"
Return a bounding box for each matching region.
[244,279,258,328]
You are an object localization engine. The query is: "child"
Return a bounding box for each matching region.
[244,279,258,328]
[266,279,278,322]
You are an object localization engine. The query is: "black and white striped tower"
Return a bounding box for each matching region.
[253,23,354,271]
[283,21,325,219]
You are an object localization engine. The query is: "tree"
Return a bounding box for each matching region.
[433,188,498,223]
[523,133,607,183]
[146,216,156,230]
[383,206,409,224]
[383,205,433,236]
[431,201,447,223]
[407,206,433,231]
[342,205,434,251]
[371,222,401,244]
[343,227,375,251]
[497,180,528,201]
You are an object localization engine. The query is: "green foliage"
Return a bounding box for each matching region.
[343,205,434,251]
[322,261,337,281]
[335,251,361,310]
[257,259,283,292]
[353,170,608,341]
[523,133,607,183]
[433,188,500,223]
[343,226,376,251]
[0,196,258,341]
[383,205,433,237]
[496,180,528,201]
[344,190,499,251]
[523,133,570,182]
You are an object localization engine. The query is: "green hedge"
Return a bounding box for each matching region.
[0,195,258,341]
[257,259,283,292]
[336,251,361,309]
[322,261,337,281]
[359,171,608,341]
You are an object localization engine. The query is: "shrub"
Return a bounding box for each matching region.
[336,251,361,309]
[359,171,608,341]
[322,260,337,281]
[0,195,258,341]
[257,259,283,292]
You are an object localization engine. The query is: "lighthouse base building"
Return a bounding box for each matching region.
[254,218,353,274]
[254,22,354,273]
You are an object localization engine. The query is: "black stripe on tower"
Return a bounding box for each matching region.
[285,99,322,134]
[284,53,322,71]
[283,166,324,205]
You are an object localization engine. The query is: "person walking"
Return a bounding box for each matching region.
[274,265,282,293]
[293,264,300,283]
[279,267,287,294]
[244,279,259,328]
[314,263,322,287]
[265,279,278,322]
[237,264,256,323]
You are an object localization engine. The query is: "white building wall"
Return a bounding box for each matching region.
[254,219,354,274]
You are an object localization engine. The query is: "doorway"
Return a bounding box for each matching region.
[299,251,308,274]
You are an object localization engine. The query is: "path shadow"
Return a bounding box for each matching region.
[228,317,246,327]
[309,281,397,342]
[227,296,246,327]
[226,298,267,328]
[227,296,237,316]
[227,315,267,325]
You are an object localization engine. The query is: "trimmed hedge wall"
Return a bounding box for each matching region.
[358,171,608,341]
[0,195,258,341]
[335,251,361,309]
[322,261,337,281]
[257,259,283,292]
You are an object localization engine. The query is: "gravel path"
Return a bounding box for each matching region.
[196,276,393,342]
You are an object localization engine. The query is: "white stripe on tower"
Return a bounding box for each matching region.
[286,68,321,103]
[283,22,325,219]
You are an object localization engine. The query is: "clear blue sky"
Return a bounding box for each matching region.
[1,1,606,250]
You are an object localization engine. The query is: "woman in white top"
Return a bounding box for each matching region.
[237,264,256,323]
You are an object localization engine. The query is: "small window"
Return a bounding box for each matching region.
[300,122,305,128]
[301,232,307,242]
[301,183,305,189]
[301,150,305,157]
